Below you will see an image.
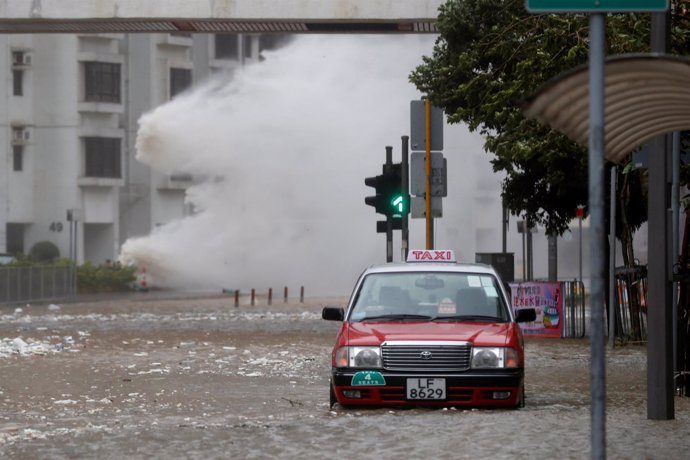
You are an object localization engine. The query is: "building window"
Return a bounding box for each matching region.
[259,35,293,53]
[243,36,253,58]
[84,137,121,178]
[12,51,30,66]
[12,127,27,143]
[12,69,23,96]
[84,62,121,103]
[215,35,239,59]
[170,68,192,99]
[6,223,24,255]
[12,145,23,171]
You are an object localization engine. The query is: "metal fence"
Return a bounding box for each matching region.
[0,265,72,305]
[613,265,648,343]
[561,280,587,338]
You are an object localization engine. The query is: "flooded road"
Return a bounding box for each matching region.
[1,293,688,459]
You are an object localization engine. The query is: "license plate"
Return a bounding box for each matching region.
[406,378,446,400]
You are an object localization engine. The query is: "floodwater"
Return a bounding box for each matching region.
[0,293,688,459]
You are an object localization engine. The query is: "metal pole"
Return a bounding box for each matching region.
[578,216,584,283]
[522,227,526,282]
[74,219,78,299]
[609,166,617,348]
[588,13,606,460]
[648,9,674,421]
[526,222,533,281]
[68,216,74,300]
[502,204,508,253]
[425,100,433,249]
[672,131,680,375]
[548,234,558,282]
[386,146,393,262]
[402,136,410,261]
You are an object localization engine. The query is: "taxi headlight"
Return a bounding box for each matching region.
[335,346,382,368]
[471,347,519,369]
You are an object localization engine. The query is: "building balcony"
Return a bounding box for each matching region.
[77,176,124,187]
[158,173,193,190]
[78,101,124,114]
[161,33,194,47]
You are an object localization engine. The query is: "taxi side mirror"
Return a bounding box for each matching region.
[515,308,537,323]
[322,306,344,321]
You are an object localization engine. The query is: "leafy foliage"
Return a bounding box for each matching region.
[29,241,60,262]
[409,0,690,235]
[77,262,137,293]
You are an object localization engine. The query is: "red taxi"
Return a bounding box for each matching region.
[322,250,536,408]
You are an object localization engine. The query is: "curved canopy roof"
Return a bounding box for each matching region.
[523,54,690,163]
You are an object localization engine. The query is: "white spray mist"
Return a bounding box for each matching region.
[119,34,493,296]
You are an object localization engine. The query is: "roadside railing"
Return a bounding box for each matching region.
[613,265,647,343]
[0,265,72,305]
[561,280,587,338]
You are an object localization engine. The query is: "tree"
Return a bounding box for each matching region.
[29,241,60,262]
[410,0,654,236]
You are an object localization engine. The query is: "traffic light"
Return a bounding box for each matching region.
[365,162,409,217]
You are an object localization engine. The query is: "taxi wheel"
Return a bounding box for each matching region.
[329,381,337,408]
[518,387,526,408]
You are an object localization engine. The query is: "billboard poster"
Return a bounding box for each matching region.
[510,282,563,338]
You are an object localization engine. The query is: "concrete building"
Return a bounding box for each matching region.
[0,33,290,263]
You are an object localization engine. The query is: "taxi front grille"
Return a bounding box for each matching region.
[381,342,471,372]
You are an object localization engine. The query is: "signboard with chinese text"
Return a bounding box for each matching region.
[510,282,563,338]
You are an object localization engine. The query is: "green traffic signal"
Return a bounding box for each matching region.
[391,194,406,215]
[365,162,409,217]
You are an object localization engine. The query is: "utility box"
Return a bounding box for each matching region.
[475,252,515,283]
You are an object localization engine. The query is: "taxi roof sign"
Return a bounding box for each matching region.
[407,250,456,263]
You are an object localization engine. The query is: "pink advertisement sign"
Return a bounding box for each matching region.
[510,282,563,338]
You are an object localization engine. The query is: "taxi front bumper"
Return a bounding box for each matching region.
[332,368,524,407]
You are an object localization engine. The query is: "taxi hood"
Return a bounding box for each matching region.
[344,321,515,347]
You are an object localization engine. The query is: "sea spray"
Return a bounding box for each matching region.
[119,34,490,295]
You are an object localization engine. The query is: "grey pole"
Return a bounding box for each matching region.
[548,234,558,282]
[522,224,526,281]
[672,131,680,375]
[401,136,410,261]
[609,166,617,349]
[588,13,606,460]
[579,213,583,285]
[385,146,393,262]
[502,204,508,253]
[647,9,674,421]
[68,212,74,300]
[526,222,533,281]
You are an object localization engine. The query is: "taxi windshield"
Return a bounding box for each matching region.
[348,272,509,322]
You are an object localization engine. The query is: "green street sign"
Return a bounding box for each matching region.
[526,0,668,12]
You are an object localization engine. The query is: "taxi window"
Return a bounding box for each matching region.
[349,272,508,321]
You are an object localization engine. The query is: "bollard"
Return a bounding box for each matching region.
[268,288,273,305]
[284,286,288,303]
[251,288,255,306]
[300,286,304,303]
[234,289,239,308]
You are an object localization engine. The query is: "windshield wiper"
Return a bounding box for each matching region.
[431,315,502,322]
[361,314,434,322]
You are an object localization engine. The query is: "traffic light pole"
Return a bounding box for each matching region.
[401,136,410,261]
[425,100,434,249]
[385,146,393,262]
